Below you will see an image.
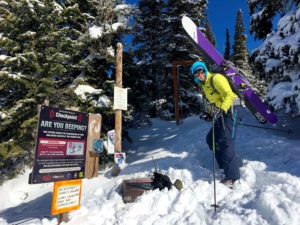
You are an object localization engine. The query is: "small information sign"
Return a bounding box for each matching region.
[103,130,115,154]
[51,179,82,215]
[93,139,103,153]
[113,87,128,110]
[114,153,126,165]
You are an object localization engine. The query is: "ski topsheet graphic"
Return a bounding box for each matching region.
[182,16,277,124]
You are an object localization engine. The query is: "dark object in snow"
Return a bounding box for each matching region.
[121,179,153,203]
[151,172,172,190]
[121,173,183,203]
[174,179,183,190]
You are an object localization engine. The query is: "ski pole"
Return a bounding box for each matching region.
[238,123,293,134]
[152,156,158,173]
[211,115,220,213]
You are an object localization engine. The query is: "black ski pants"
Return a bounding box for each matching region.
[206,106,242,180]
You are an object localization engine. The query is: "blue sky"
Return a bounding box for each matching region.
[207,0,263,54]
[124,0,264,55]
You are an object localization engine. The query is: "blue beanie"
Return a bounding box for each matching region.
[191,62,208,84]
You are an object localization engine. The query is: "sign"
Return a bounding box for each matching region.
[113,86,127,110]
[51,179,82,215]
[93,139,103,153]
[103,130,115,154]
[114,153,126,165]
[31,106,88,184]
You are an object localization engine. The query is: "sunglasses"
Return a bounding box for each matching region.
[194,69,205,76]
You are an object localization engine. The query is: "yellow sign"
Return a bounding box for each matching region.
[51,179,82,215]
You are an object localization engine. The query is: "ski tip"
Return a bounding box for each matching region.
[181,15,190,23]
[181,16,195,28]
[181,16,198,42]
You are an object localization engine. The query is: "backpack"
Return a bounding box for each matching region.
[151,172,172,190]
[209,73,249,101]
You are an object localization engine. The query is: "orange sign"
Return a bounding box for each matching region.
[51,179,82,215]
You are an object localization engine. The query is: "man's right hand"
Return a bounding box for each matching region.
[199,112,213,122]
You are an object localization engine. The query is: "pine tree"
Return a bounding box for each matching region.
[247,0,297,40]
[165,0,208,62]
[224,28,231,60]
[204,16,216,48]
[231,9,267,98]
[231,9,252,76]
[132,0,168,117]
[132,0,208,119]
[249,1,300,115]
[164,0,208,119]
[0,0,134,180]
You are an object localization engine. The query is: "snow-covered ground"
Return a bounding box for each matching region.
[0,108,300,225]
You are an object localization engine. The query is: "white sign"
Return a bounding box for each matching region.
[103,130,115,154]
[113,87,128,110]
[56,184,80,209]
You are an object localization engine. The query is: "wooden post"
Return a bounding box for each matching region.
[172,64,180,126]
[172,61,197,126]
[113,43,123,176]
[58,212,68,224]
[84,113,102,178]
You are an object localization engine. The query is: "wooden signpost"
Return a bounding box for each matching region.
[51,179,82,223]
[113,43,127,176]
[85,113,102,178]
[172,61,197,125]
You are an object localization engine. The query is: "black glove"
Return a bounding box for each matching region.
[199,112,213,122]
[210,106,224,118]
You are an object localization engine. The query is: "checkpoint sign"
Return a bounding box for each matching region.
[31,106,88,184]
[51,179,82,215]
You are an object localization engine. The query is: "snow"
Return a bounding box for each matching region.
[112,22,124,31]
[74,85,102,100]
[53,2,63,11]
[106,46,115,57]
[89,25,103,39]
[0,55,7,61]
[0,111,6,119]
[8,72,24,79]
[92,95,111,108]
[252,6,300,114]
[0,1,8,6]
[69,73,86,88]
[1,108,300,225]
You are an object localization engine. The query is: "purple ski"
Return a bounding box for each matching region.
[182,16,277,124]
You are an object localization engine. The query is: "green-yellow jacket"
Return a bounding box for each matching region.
[201,72,238,113]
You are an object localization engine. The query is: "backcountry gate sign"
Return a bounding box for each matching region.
[31,106,89,184]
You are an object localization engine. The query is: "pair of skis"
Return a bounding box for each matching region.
[181,16,277,125]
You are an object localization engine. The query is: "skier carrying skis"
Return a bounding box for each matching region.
[191,61,242,188]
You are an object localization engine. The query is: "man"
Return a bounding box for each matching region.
[191,61,242,188]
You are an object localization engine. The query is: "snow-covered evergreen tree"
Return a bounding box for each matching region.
[131,0,168,118]
[0,0,134,180]
[132,0,208,119]
[247,0,297,40]
[163,0,208,119]
[248,1,300,115]
[165,0,208,62]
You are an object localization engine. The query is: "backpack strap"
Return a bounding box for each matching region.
[210,73,219,95]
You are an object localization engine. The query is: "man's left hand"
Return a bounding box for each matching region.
[210,106,224,118]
